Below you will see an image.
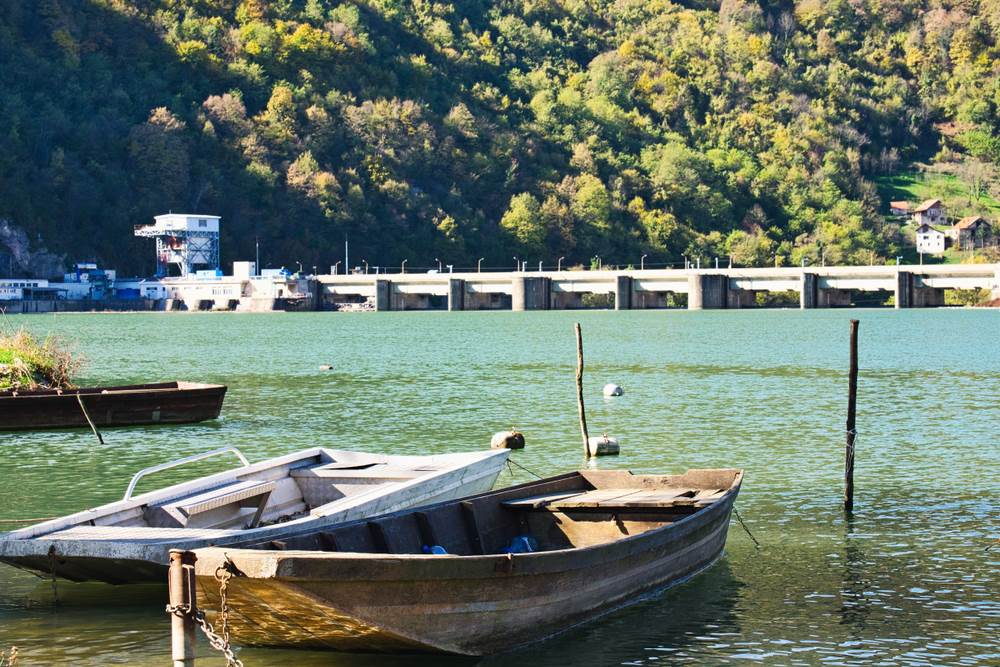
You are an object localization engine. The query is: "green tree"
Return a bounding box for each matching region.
[500,193,545,253]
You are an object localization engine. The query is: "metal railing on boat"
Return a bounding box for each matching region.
[123,447,251,501]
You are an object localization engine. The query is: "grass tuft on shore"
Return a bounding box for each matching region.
[0,329,80,391]
[0,646,18,667]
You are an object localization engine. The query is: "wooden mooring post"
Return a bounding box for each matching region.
[168,549,198,667]
[844,319,859,513]
[575,323,590,459]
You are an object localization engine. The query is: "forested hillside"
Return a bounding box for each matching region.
[1,0,998,275]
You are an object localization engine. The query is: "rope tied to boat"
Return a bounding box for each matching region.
[75,393,105,445]
[733,506,761,549]
[506,458,544,480]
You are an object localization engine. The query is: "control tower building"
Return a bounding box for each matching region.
[134,213,220,277]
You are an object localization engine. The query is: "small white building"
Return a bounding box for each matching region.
[912,199,946,226]
[232,261,257,279]
[915,223,947,255]
[0,279,50,300]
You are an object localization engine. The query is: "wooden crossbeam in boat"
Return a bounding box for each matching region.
[367,521,390,553]
[179,480,275,516]
[414,511,437,547]
[460,502,484,555]
[502,487,724,511]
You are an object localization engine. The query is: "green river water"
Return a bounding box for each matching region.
[0,309,997,666]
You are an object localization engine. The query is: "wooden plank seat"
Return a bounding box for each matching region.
[290,467,418,480]
[502,488,727,512]
[150,480,275,529]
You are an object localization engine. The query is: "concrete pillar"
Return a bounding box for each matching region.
[800,272,817,309]
[448,278,465,311]
[894,271,912,309]
[896,271,944,308]
[687,274,728,310]
[307,278,320,311]
[374,279,391,311]
[614,275,632,310]
[511,277,551,311]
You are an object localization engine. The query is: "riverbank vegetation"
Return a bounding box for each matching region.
[2,1,1000,273]
[0,330,79,391]
[0,646,18,667]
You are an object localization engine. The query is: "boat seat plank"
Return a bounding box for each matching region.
[546,489,646,508]
[147,480,276,529]
[43,525,235,542]
[290,468,416,480]
[503,488,719,511]
[499,492,587,510]
[177,480,276,516]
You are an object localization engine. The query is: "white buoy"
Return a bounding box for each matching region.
[319,364,333,371]
[491,430,525,449]
[603,383,623,397]
[587,434,620,457]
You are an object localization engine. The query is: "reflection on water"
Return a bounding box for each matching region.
[1,309,998,665]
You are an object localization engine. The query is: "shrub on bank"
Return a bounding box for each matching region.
[0,330,80,391]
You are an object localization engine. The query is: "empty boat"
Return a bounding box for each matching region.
[0,446,510,583]
[191,467,743,655]
[0,381,227,431]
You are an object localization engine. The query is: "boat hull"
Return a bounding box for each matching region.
[0,382,226,430]
[197,481,738,655]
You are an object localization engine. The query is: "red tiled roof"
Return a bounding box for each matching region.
[913,199,943,213]
[890,201,911,209]
[955,216,987,229]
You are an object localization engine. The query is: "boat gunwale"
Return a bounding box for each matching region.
[0,381,225,399]
[195,468,743,578]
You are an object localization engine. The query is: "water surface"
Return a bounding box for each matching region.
[0,309,997,666]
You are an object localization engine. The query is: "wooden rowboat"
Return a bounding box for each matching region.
[0,381,227,431]
[0,446,510,584]
[192,467,743,655]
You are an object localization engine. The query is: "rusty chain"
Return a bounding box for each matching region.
[46,546,59,606]
[164,562,244,667]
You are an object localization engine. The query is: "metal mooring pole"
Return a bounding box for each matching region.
[844,319,859,513]
[168,549,198,667]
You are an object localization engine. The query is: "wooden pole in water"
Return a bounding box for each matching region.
[168,549,198,667]
[575,323,590,458]
[844,319,859,513]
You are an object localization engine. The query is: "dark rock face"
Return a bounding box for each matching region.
[0,219,65,279]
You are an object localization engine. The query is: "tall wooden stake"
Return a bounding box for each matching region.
[844,319,859,513]
[575,323,590,458]
[168,549,198,667]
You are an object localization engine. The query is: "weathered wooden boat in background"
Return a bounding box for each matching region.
[193,467,743,655]
[0,381,227,430]
[0,446,510,583]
